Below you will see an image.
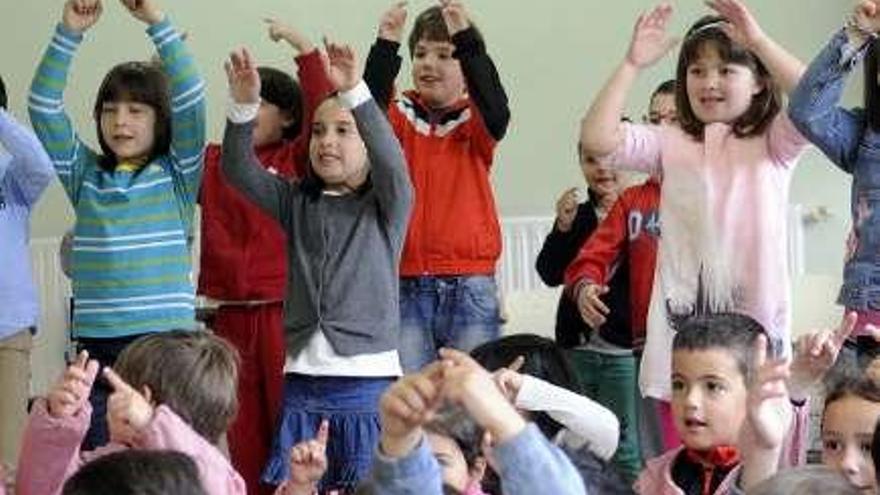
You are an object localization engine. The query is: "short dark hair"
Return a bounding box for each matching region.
[470,334,578,438]
[408,6,484,57]
[258,66,304,140]
[0,74,6,110]
[672,312,765,384]
[675,16,781,140]
[651,79,676,100]
[113,330,239,444]
[62,450,207,495]
[93,61,172,171]
[750,465,859,495]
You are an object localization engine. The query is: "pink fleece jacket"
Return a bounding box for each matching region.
[634,400,810,494]
[16,399,245,495]
[601,114,809,400]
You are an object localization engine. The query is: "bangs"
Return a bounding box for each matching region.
[97,62,168,108]
[682,32,761,73]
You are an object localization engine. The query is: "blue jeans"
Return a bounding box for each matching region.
[398,275,501,372]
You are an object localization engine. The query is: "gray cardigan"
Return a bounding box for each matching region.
[220,94,413,357]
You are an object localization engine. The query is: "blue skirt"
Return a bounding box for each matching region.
[262,373,393,491]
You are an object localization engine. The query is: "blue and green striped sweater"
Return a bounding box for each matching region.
[28,18,205,338]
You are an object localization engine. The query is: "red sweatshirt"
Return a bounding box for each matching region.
[564,178,660,347]
[198,50,333,301]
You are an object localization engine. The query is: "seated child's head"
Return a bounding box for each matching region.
[62,450,207,495]
[424,404,486,494]
[646,79,677,126]
[750,465,860,495]
[407,6,483,110]
[307,95,369,193]
[0,74,6,110]
[821,377,880,494]
[113,330,238,445]
[675,15,781,139]
[93,61,172,171]
[471,334,578,439]
[670,312,765,451]
[254,67,303,147]
[577,143,620,201]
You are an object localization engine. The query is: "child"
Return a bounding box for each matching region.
[580,0,808,401]
[788,0,880,376]
[220,39,413,491]
[644,79,678,126]
[61,450,207,495]
[368,349,585,495]
[363,0,511,372]
[28,0,205,448]
[197,18,332,495]
[635,312,808,494]
[0,73,54,473]
[16,331,244,495]
[749,465,859,495]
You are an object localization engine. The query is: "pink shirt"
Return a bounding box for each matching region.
[602,115,808,399]
[16,399,246,495]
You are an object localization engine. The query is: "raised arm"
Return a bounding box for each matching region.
[123,0,206,207]
[535,193,595,287]
[707,0,804,94]
[363,2,407,109]
[220,48,294,225]
[0,110,54,206]
[325,39,413,241]
[27,0,103,205]
[581,3,677,157]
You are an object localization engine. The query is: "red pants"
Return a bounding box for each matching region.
[213,303,285,495]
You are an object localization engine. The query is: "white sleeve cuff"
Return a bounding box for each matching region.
[227,97,260,124]
[336,80,372,110]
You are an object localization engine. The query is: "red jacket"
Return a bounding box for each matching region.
[364,30,510,277]
[198,50,333,301]
[564,179,660,347]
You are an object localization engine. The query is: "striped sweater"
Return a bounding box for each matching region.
[28,18,206,338]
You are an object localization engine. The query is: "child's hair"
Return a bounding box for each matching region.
[425,403,483,468]
[62,450,207,495]
[873,417,880,485]
[749,465,860,495]
[470,334,579,438]
[675,15,781,139]
[822,376,880,431]
[672,312,765,384]
[651,79,676,100]
[93,61,172,172]
[112,330,239,444]
[257,66,303,139]
[0,74,6,110]
[407,6,484,56]
[865,40,880,131]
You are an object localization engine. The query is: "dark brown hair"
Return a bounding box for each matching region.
[822,376,880,432]
[93,61,172,172]
[675,16,781,140]
[866,39,880,131]
[407,6,484,57]
[113,330,239,444]
[672,312,766,385]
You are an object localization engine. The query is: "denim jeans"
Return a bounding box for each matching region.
[568,348,642,484]
[398,275,501,372]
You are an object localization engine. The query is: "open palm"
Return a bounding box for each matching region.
[626,3,678,68]
[324,39,359,92]
[706,0,764,48]
[63,0,103,33]
[224,48,261,104]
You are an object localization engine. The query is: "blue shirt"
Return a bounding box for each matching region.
[0,110,54,337]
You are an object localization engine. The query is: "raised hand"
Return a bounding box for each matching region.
[625,3,679,69]
[852,0,880,34]
[788,312,857,401]
[576,283,610,329]
[439,0,470,36]
[742,335,791,450]
[264,18,314,54]
[118,0,163,25]
[62,0,103,33]
[379,362,445,458]
[555,187,579,233]
[104,367,155,446]
[705,0,766,49]
[378,2,408,42]
[284,420,329,495]
[224,48,261,105]
[323,38,360,93]
[47,350,100,418]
